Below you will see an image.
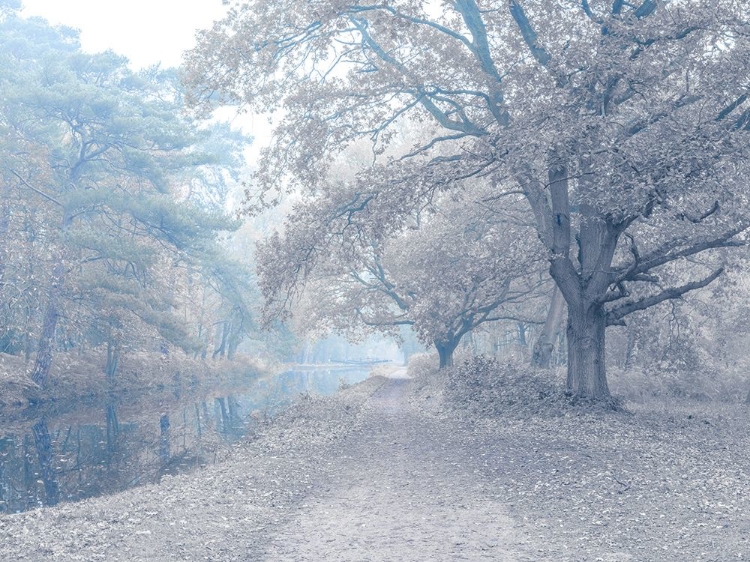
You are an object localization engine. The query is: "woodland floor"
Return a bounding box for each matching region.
[1,367,750,561]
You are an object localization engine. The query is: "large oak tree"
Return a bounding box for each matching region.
[187,0,750,401]
[259,187,547,367]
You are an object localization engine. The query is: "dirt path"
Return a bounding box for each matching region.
[259,378,530,561]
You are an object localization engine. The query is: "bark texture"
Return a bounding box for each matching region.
[566,300,610,401]
[435,339,458,369]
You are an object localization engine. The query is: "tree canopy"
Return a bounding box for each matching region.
[187,0,750,401]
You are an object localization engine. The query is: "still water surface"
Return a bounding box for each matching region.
[0,367,371,513]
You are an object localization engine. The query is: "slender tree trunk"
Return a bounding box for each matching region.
[532,286,566,368]
[0,202,9,294]
[30,259,63,387]
[106,339,120,378]
[565,299,610,401]
[159,413,170,463]
[624,326,638,370]
[227,328,241,360]
[212,321,229,360]
[517,322,528,348]
[106,402,119,454]
[30,211,71,388]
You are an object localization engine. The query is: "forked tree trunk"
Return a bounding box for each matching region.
[543,161,618,403]
[565,299,610,401]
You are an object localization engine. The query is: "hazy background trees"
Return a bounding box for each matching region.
[5,1,750,404]
[0,11,272,386]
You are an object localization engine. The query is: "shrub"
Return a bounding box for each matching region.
[444,355,567,417]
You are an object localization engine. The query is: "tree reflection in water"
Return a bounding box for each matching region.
[0,367,369,512]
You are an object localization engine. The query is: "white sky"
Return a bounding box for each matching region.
[21,0,227,69]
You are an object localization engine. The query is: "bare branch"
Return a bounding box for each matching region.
[616,226,747,281]
[676,201,720,224]
[8,170,63,207]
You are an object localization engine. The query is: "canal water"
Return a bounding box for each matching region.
[0,366,371,513]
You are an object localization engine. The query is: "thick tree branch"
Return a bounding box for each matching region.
[607,267,724,325]
[716,94,748,122]
[633,0,657,19]
[616,226,747,281]
[548,160,571,259]
[581,0,603,24]
[508,0,551,66]
[453,0,509,126]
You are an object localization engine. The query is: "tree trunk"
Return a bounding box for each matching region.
[30,210,71,388]
[624,325,638,370]
[106,339,120,378]
[159,413,170,463]
[227,329,241,360]
[532,286,566,368]
[566,300,610,401]
[212,321,229,360]
[106,402,119,454]
[517,322,528,348]
[30,261,63,387]
[0,202,9,295]
[435,339,458,369]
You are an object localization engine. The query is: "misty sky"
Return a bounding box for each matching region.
[21,0,227,69]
